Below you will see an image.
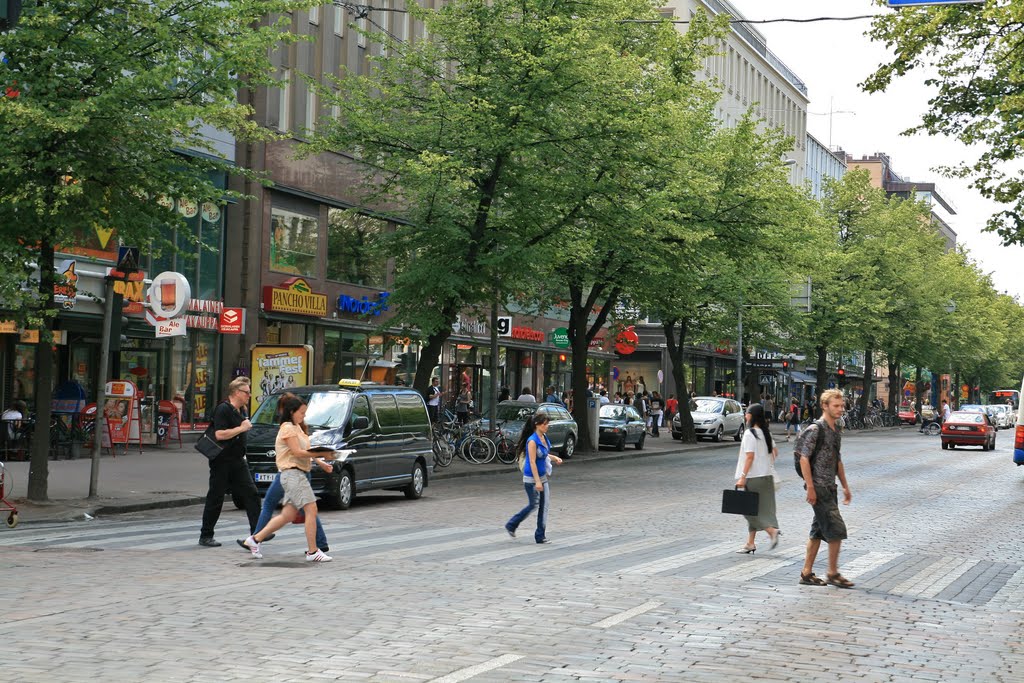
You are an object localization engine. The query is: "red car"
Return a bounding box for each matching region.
[897,405,918,424]
[941,411,997,451]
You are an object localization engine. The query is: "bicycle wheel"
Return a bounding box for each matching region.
[461,436,495,464]
[494,436,518,464]
[432,436,454,468]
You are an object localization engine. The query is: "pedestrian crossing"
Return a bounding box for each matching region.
[1,518,1016,607]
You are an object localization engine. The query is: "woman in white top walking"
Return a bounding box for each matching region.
[734,403,780,554]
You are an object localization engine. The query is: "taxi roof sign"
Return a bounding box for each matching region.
[338,378,362,388]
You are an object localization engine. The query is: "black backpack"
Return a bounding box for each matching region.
[793,419,827,477]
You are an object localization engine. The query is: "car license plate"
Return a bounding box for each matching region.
[954,426,971,431]
[255,473,276,483]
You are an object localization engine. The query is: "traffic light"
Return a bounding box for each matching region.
[782,359,789,370]
[838,367,845,377]
[558,353,567,363]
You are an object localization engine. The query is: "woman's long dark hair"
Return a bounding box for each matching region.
[516,412,550,455]
[277,392,308,434]
[746,403,773,451]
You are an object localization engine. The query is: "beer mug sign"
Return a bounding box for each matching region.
[148,271,192,319]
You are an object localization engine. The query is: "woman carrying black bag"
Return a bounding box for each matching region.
[734,404,780,554]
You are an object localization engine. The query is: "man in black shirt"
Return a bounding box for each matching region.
[198,377,261,547]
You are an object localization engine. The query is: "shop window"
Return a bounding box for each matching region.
[271,207,319,276]
[326,209,387,287]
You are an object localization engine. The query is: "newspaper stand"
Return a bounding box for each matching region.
[102,380,143,456]
[156,400,182,448]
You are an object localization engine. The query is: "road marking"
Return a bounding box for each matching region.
[456,533,605,565]
[617,541,737,575]
[703,559,796,581]
[427,654,523,683]
[591,600,663,629]
[840,551,902,579]
[541,536,678,570]
[986,566,1024,608]
[891,557,977,598]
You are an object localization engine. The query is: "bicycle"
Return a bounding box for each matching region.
[480,421,517,465]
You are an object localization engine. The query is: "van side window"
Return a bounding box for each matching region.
[370,394,402,428]
[349,395,371,432]
[396,393,428,426]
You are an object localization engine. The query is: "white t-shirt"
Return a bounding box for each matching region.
[427,386,441,407]
[734,427,773,479]
[942,404,951,421]
[517,394,537,403]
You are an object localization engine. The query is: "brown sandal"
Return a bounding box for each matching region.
[826,573,855,589]
[799,571,827,586]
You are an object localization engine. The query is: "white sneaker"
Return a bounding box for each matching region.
[243,536,262,559]
[305,549,332,562]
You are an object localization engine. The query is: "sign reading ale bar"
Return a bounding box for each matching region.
[262,277,328,317]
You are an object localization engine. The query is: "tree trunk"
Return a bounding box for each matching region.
[814,344,828,419]
[887,359,901,410]
[953,370,961,410]
[27,238,56,502]
[914,366,923,414]
[565,281,620,454]
[663,318,696,442]
[858,343,873,416]
[413,323,454,398]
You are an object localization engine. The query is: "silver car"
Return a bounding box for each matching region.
[489,401,579,458]
[988,405,1014,429]
[672,397,745,442]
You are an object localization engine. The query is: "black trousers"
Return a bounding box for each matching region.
[200,455,261,539]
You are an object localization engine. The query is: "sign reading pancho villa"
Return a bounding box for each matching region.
[262,277,328,317]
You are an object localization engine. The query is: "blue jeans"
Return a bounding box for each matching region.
[506,481,548,543]
[256,472,328,549]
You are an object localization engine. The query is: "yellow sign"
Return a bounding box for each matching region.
[262,278,328,317]
[19,329,40,343]
[0,321,16,334]
[94,224,114,249]
[249,344,314,415]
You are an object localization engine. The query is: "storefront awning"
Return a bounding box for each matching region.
[790,370,816,385]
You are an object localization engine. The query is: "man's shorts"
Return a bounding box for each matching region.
[809,485,848,542]
[280,468,316,509]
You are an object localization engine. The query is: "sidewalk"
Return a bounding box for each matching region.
[4,426,900,525]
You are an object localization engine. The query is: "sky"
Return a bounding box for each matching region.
[727,0,1024,301]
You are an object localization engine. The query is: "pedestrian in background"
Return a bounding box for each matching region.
[764,396,775,424]
[649,391,664,437]
[544,386,559,404]
[734,404,780,553]
[517,387,536,403]
[456,383,472,423]
[198,377,261,548]
[633,391,647,430]
[425,376,443,423]
[240,393,335,562]
[784,396,801,441]
[505,412,563,544]
[797,389,854,588]
[665,394,678,424]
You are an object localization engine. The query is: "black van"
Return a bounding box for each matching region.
[245,382,434,510]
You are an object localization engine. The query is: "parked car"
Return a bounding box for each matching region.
[487,401,578,459]
[244,382,434,510]
[987,405,1013,430]
[959,404,985,413]
[671,396,745,442]
[941,410,997,451]
[598,404,646,451]
[897,404,919,425]
[1013,376,1024,466]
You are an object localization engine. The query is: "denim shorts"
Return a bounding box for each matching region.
[280,468,316,509]
[809,485,848,542]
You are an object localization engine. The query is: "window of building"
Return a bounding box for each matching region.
[305,89,317,134]
[357,16,367,48]
[309,5,319,25]
[278,68,291,133]
[394,1,410,43]
[270,207,319,276]
[326,208,388,287]
[334,3,345,36]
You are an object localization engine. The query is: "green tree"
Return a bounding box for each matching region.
[864,0,1024,244]
[0,0,309,500]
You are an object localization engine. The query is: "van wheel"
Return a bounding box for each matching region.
[562,435,576,460]
[324,469,354,510]
[404,462,426,499]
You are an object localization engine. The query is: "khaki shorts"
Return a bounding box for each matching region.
[280,468,316,509]
[809,485,848,542]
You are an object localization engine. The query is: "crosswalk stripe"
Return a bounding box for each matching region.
[890,557,972,597]
[368,531,508,561]
[913,559,980,599]
[617,541,739,575]
[455,533,606,565]
[986,566,1024,608]
[840,551,903,579]
[540,537,679,570]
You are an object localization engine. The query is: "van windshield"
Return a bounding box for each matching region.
[251,391,353,430]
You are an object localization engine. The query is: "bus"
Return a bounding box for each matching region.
[990,389,1020,410]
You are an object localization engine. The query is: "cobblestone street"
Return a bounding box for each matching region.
[3,430,1023,682]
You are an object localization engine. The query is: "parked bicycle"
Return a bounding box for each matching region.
[479,420,517,465]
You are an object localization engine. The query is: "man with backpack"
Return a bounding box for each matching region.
[794,388,854,589]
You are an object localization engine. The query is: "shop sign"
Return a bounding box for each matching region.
[19,329,39,344]
[155,317,187,338]
[550,327,570,349]
[108,267,147,314]
[0,320,17,334]
[615,326,639,355]
[148,271,192,319]
[263,277,328,317]
[250,344,313,415]
[496,316,512,336]
[453,313,487,336]
[589,335,605,349]
[511,326,545,342]
[54,259,79,310]
[219,307,245,334]
[338,291,391,317]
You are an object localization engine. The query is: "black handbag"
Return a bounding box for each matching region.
[194,432,223,461]
[721,486,759,516]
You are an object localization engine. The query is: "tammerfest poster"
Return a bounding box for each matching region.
[249,345,313,415]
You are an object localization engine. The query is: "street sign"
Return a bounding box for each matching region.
[759,372,775,385]
[888,1,982,5]
[117,246,140,273]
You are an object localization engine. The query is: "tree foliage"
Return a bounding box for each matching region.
[864,0,1024,244]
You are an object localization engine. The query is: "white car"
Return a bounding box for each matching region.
[672,396,745,442]
[989,405,1014,429]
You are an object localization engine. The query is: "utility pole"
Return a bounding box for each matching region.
[489,295,499,427]
[89,278,115,498]
[736,307,743,403]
